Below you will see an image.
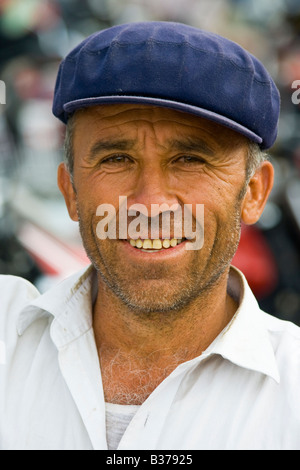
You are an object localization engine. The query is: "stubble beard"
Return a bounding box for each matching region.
[77,204,242,318]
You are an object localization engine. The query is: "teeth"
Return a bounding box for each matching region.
[170,238,178,247]
[152,239,162,250]
[162,239,170,249]
[128,238,183,250]
[135,239,143,249]
[143,239,153,249]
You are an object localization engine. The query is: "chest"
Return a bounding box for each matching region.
[99,352,180,405]
[3,330,300,450]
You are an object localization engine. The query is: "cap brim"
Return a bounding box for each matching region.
[63,95,263,145]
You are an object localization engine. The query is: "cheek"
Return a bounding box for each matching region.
[191,188,243,245]
[184,180,230,219]
[75,174,114,209]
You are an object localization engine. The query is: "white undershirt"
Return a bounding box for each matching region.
[105,402,140,450]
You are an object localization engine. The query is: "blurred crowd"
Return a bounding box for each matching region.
[0,0,300,324]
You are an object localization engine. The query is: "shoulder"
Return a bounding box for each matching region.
[0,274,40,311]
[263,311,300,347]
[0,276,44,444]
[0,275,40,337]
[263,312,300,389]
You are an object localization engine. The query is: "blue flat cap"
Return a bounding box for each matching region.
[53,21,280,150]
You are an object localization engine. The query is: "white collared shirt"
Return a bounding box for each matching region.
[0,265,300,450]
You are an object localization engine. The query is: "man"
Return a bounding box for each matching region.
[0,22,299,451]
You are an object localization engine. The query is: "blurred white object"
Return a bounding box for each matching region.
[17,99,62,196]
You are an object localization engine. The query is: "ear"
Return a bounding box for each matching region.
[57,162,78,221]
[241,161,274,225]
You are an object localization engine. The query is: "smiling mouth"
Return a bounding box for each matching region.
[128,238,186,252]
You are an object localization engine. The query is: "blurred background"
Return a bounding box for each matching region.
[0,0,299,324]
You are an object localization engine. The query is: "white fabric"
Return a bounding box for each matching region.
[0,265,300,450]
[105,403,140,450]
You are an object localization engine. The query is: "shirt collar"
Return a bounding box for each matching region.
[17,265,280,382]
[17,265,96,348]
[205,266,280,383]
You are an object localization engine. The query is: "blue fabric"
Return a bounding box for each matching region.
[52,21,280,150]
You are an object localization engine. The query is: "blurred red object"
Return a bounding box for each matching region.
[18,221,89,280]
[232,224,278,299]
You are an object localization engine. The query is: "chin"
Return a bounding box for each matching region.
[103,276,202,317]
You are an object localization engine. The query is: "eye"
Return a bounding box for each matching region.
[98,154,134,172]
[173,155,206,167]
[102,154,131,164]
[96,153,134,173]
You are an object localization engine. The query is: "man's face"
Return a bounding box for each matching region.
[65,104,249,314]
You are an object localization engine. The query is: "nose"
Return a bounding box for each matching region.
[126,164,181,239]
[127,164,178,214]
[124,162,186,240]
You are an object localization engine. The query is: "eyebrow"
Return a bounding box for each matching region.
[86,135,216,162]
[167,137,216,156]
[87,138,136,161]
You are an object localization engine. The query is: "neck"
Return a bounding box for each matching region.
[93,268,237,404]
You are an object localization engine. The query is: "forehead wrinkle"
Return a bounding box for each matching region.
[76,105,243,162]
